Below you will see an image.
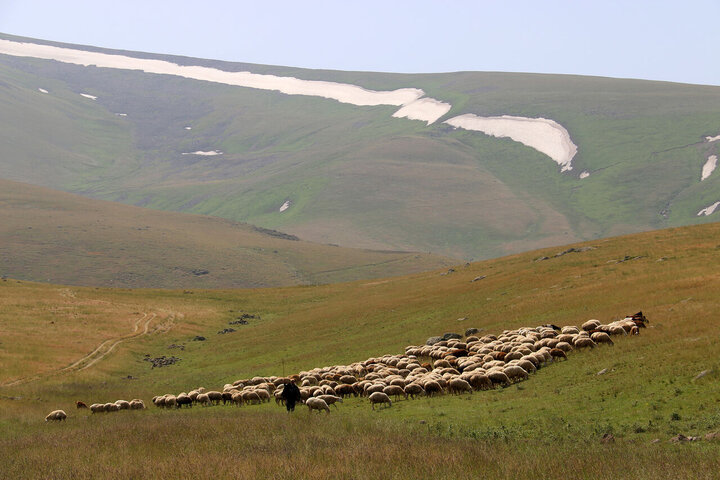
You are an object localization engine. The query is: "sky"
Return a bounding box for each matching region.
[0,0,718,86]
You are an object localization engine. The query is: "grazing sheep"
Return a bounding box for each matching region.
[241,390,262,405]
[196,393,211,406]
[582,319,601,331]
[382,385,407,401]
[176,393,192,408]
[423,380,443,397]
[404,383,425,399]
[469,373,493,391]
[45,410,67,422]
[306,397,330,414]
[90,403,105,414]
[591,332,614,346]
[448,378,473,395]
[76,401,88,409]
[549,348,568,361]
[573,336,596,349]
[114,400,131,410]
[105,403,120,412]
[206,391,223,405]
[369,392,392,410]
[503,365,529,383]
[334,384,356,398]
[487,370,511,388]
[129,399,146,410]
[317,395,343,409]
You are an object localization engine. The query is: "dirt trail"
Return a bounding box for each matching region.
[1,309,178,387]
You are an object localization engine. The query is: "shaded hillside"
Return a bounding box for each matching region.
[0,179,453,288]
[1,32,720,260]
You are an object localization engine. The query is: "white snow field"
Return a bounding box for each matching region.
[697,201,720,216]
[444,114,578,171]
[701,155,717,181]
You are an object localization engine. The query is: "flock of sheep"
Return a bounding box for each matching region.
[45,313,647,421]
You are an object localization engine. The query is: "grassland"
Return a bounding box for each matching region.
[1,222,719,478]
[2,32,720,261]
[0,178,454,288]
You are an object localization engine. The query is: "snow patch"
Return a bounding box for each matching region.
[701,155,717,181]
[181,150,223,156]
[0,39,423,107]
[705,134,720,142]
[184,126,192,130]
[279,200,291,212]
[115,113,127,117]
[392,97,452,124]
[445,114,578,171]
[697,201,720,216]
[579,171,590,179]
[80,93,97,100]
[38,88,48,93]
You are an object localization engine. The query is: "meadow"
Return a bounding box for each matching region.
[2,222,719,478]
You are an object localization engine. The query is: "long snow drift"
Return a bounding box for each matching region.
[444,114,578,171]
[701,155,717,181]
[0,38,577,166]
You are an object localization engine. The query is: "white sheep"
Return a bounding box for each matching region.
[45,410,67,422]
[317,395,343,409]
[306,397,330,414]
[369,392,392,410]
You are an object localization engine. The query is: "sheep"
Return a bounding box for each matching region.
[503,365,529,383]
[487,370,511,388]
[404,383,425,399]
[582,319,601,331]
[423,380,443,397]
[448,378,473,395]
[369,392,392,410]
[176,393,192,408]
[317,395,343,409]
[114,400,131,410]
[76,401,88,409]
[45,410,67,422]
[334,384,356,398]
[241,390,262,405]
[129,399,146,410]
[196,393,211,406]
[306,397,330,414]
[90,403,105,414]
[591,332,614,346]
[382,385,407,401]
[105,403,120,412]
[468,373,493,391]
[549,348,567,361]
[573,336,596,349]
[254,389,271,403]
[205,391,223,405]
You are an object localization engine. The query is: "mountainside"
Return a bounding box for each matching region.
[0,178,453,288]
[1,32,720,260]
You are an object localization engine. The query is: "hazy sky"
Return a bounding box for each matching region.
[1,0,718,86]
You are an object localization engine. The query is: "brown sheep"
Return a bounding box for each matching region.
[487,370,511,388]
[45,410,67,422]
[591,332,614,346]
[549,348,567,361]
[76,401,88,409]
[469,373,493,391]
[334,384,356,398]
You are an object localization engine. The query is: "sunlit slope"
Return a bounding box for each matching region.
[1,33,720,260]
[1,222,719,477]
[0,179,453,288]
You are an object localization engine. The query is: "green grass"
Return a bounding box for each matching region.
[2,222,720,477]
[3,33,720,261]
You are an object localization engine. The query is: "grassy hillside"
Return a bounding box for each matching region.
[2,33,719,260]
[1,222,719,478]
[0,178,454,288]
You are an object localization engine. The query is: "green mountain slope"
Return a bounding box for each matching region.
[0,179,454,288]
[1,32,719,260]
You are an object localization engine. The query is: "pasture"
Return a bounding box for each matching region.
[1,222,720,478]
